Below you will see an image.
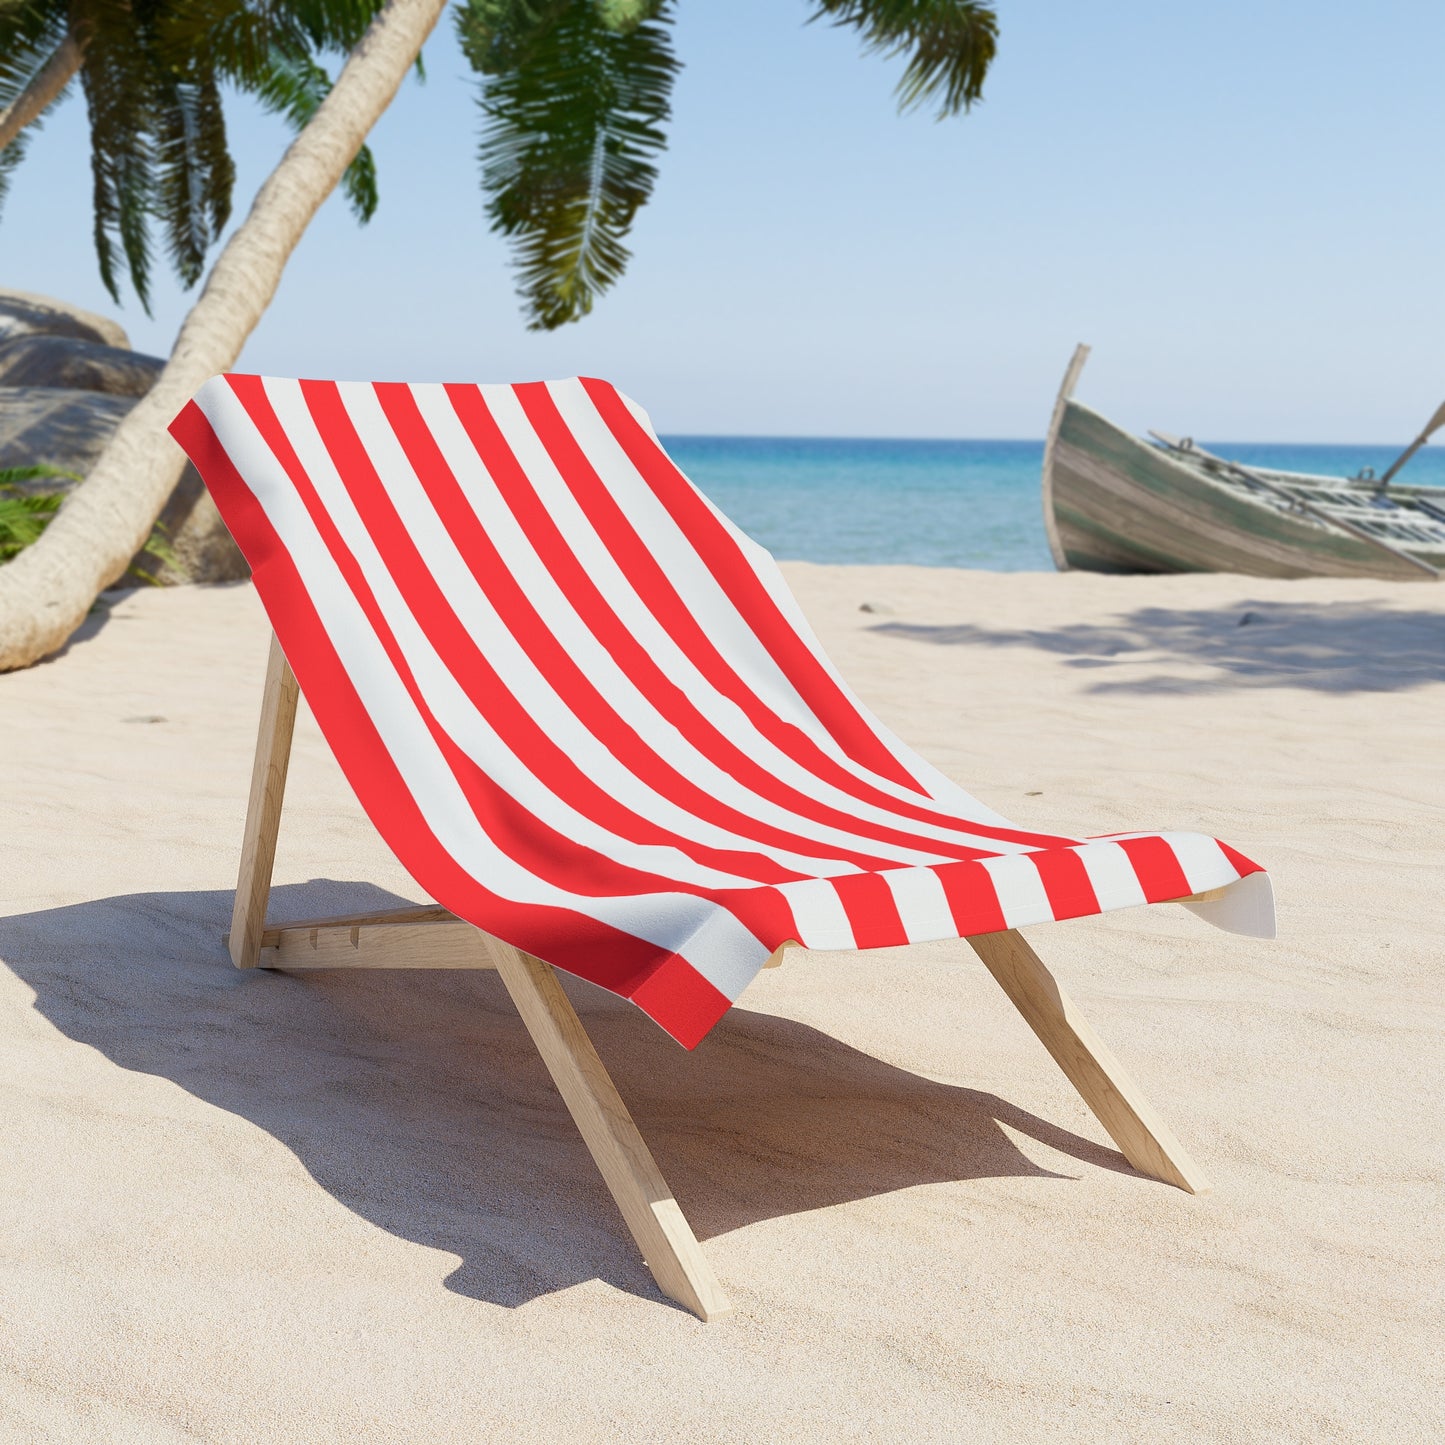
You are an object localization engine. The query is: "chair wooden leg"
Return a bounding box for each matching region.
[967,930,1211,1194]
[230,633,299,969]
[486,939,733,1321]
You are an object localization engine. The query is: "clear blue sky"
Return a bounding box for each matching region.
[7,1,1443,440]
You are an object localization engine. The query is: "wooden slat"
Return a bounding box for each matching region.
[967,930,1211,1194]
[485,938,732,1321]
[260,918,493,971]
[242,904,457,946]
[229,634,300,969]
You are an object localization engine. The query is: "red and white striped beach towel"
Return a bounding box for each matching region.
[171,376,1273,1048]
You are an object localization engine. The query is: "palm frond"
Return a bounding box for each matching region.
[458,0,680,330]
[0,3,69,102]
[152,70,236,287]
[245,47,379,222]
[0,111,32,218]
[811,0,998,118]
[0,4,72,222]
[284,0,389,53]
[76,0,159,309]
[0,471,177,576]
[0,478,65,562]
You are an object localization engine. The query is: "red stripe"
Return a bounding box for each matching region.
[1216,840,1262,878]
[933,859,1009,937]
[1116,836,1192,903]
[828,871,907,950]
[631,956,729,1050]
[1029,847,1101,922]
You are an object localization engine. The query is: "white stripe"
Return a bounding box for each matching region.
[978,854,1056,930]
[1077,841,1149,912]
[1158,832,1238,895]
[882,866,958,944]
[773,877,857,950]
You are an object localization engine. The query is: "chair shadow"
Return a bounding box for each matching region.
[0,881,1132,1314]
[873,599,1445,695]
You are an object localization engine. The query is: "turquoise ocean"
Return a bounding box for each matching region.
[661,436,1445,571]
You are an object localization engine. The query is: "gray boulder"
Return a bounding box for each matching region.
[123,465,253,587]
[0,385,249,588]
[0,287,130,350]
[0,334,164,396]
[0,386,133,477]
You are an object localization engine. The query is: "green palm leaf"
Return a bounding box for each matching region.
[152,69,236,289]
[0,4,72,220]
[459,0,679,330]
[77,0,162,309]
[811,0,999,118]
[245,46,380,222]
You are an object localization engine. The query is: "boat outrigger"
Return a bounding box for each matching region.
[1041,345,1445,580]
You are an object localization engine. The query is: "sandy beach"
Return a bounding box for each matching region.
[2,565,1442,1442]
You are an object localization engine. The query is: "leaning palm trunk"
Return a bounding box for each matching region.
[0,0,447,671]
[0,32,82,153]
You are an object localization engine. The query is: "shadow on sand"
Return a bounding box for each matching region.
[0,880,1130,1313]
[873,599,1445,695]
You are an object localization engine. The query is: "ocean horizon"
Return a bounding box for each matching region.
[661,435,1445,571]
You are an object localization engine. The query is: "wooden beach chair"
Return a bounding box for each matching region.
[170,375,1275,1321]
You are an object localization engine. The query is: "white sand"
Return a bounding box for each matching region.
[2,568,1442,1442]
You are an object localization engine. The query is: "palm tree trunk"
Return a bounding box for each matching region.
[0,0,448,671]
[0,32,83,153]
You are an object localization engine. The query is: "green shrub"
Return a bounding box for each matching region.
[0,465,179,580]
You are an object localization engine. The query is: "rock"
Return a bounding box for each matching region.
[0,386,134,478]
[0,385,249,586]
[0,334,164,397]
[859,600,895,615]
[125,466,252,588]
[0,287,130,350]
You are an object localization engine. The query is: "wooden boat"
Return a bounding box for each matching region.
[1041,345,1445,580]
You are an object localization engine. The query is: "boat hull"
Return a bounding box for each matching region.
[1047,401,1441,581]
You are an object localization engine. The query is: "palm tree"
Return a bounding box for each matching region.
[0,0,998,671]
[0,0,387,309]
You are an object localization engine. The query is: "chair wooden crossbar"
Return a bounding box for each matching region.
[229,632,1214,1321]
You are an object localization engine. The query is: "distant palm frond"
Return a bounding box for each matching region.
[0,0,390,308]
[458,0,678,330]
[0,5,72,219]
[812,0,998,118]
